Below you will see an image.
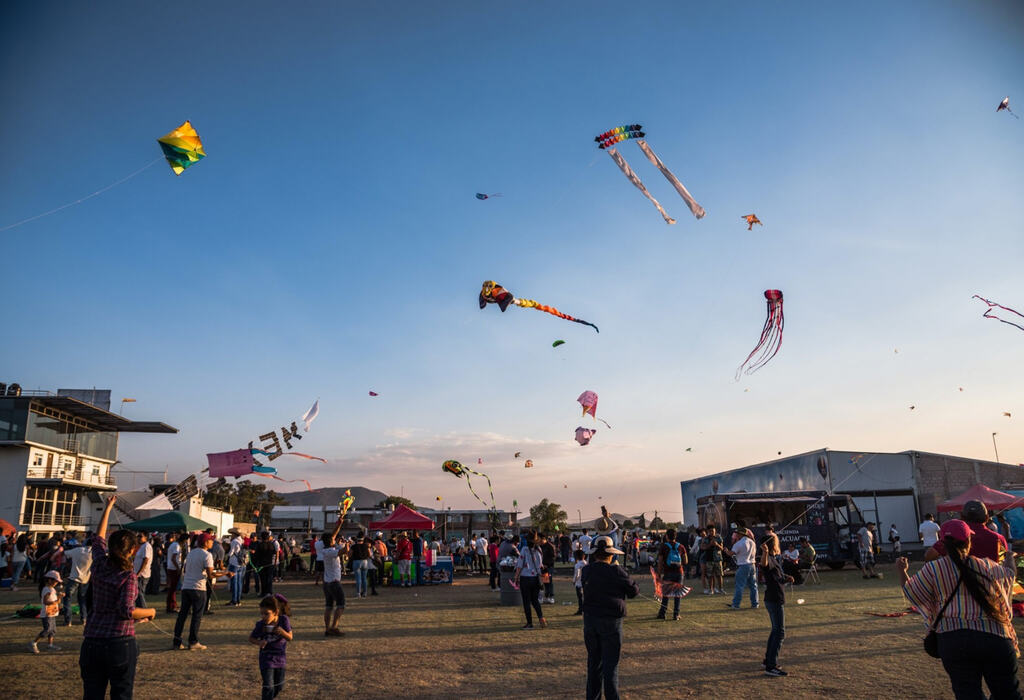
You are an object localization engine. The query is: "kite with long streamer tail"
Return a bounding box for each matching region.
[338,489,355,521]
[442,460,497,510]
[650,567,692,599]
[972,295,1024,332]
[480,280,599,332]
[595,124,705,225]
[736,289,785,380]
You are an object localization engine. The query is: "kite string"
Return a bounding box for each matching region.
[0,156,164,233]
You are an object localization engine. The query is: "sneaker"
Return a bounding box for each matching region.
[752,605,760,609]
[726,604,741,609]
[715,588,724,594]
[520,624,534,630]
[29,642,39,654]
[47,644,61,651]
[326,628,344,637]
[65,621,73,627]
[672,615,680,621]
[656,613,666,620]
[539,618,547,629]
[703,589,710,595]
[764,667,788,677]
[188,643,207,650]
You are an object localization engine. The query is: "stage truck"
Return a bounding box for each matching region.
[696,490,867,569]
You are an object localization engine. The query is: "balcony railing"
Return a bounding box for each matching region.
[20,513,88,527]
[26,466,116,487]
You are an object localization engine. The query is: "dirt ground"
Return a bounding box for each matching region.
[1,561,1022,699]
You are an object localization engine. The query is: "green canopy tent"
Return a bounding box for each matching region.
[124,511,217,533]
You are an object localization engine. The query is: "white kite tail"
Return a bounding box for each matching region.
[635,140,705,220]
[606,148,676,225]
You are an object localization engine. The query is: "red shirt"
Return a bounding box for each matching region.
[396,538,412,561]
[932,522,1007,563]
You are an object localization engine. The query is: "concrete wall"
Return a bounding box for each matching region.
[912,452,1024,517]
[0,447,29,526]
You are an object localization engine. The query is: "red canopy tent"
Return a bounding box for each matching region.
[0,519,15,537]
[937,484,1024,513]
[368,504,436,531]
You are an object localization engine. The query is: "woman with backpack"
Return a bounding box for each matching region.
[656,529,687,620]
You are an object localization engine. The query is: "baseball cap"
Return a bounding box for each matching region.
[588,535,624,555]
[940,519,972,543]
[962,500,988,523]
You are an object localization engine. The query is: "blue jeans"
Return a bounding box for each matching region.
[584,615,623,700]
[81,636,138,700]
[764,600,786,670]
[732,564,759,608]
[64,579,88,624]
[173,590,207,647]
[10,559,27,587]
[353,559,370,596]
[135,576,149,609]
[229,564,244,604]
[937,628,1021,700]
[260,665,286,700]
[658,570,682,617]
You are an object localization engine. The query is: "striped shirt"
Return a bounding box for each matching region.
[902,555,1017,650]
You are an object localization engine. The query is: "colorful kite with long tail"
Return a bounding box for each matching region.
[650,567,692,598]
[973,295,1024,332]
[595,124,705,225]
[480,281,599,332]
[736,289,785,380]
[442,459,497,511]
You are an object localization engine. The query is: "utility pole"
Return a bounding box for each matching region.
[993,432,1000,463]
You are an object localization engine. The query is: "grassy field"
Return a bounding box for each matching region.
[1,561,1022,699]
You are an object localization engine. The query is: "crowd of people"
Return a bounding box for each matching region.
[3,497,1021,700]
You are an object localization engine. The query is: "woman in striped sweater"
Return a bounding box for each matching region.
[898,519,1019,700]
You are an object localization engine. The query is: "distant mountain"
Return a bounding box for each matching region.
[277,486,389,508]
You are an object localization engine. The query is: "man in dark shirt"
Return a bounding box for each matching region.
[410,530,424,586]
[656,528,687,620]
[559,533,572,564]
[539,533,557,603]
[252,532,277,597]
[581,536,639,700]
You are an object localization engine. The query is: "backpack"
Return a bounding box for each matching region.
[666,542,682,566]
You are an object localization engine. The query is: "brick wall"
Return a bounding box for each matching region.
[913,453,1024,516]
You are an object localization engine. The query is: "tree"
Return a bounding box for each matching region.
[649,516,666,531]
[622,519,635,530]
[202,479,285,525]
[377,495,415,510]
[528,499,568,534]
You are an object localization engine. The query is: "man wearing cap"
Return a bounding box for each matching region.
[581,535,639,700]
[173,533,217,650]
[226,528,245,606]
[926,500,1010,565]
[396,532,413,587]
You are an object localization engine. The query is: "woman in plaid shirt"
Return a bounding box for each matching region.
[79,496,156,700]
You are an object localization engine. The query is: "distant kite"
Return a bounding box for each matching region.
[909,405,915,410]
[475,192,502,200]
[158,121,206,175]
[514,452,521,458]
[552,340,566,348]
[368,391,379,397]
[736,289,784,380]
[997,97,1019,119]
[742,214,762,230]
[575,427,597,446]
[480,280,598,332]
[972,295,1024,332]
[524,459,534,468]
[1005,412,1012,418]
[595,124,705,225]
[578,390,599,418]
[338,489,355,522]
[301,399,320,432]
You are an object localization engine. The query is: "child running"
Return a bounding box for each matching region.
[30,570,62,653]
[572,549,587,615]
[249,594,293,700]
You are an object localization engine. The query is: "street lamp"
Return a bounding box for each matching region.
[577,509,582,527]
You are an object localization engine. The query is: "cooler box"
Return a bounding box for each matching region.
[423,552,453,584]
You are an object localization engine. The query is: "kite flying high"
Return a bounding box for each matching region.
[595,124,705,225]
[742,214,762,230]
[997,97,1019,119]
[736,289,785,380]
[157,121,206,175]
[480,280,598,332]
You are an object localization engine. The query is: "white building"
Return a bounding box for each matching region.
[0,387,177,535]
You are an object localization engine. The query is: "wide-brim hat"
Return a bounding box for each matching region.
[228,528,241,535]
[44,570,62,583]
[596,516,615,535]
[588,535,624,555]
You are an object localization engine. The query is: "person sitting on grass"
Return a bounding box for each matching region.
[581,535,639,699]
[250,594,293,700]
[321,516,348,637]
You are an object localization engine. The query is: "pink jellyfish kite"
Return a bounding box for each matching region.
[735,289,784,380]
[575,427,597,446]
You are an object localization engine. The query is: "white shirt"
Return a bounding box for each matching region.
[228,536,244,567]
[314,540,325,562]
[782,548,800,563]
[322,545,343,583]
[67,546,93,584]
[181,548,214,591]
[134,541,153,578]
[857,527,874,551]
[475,538,487,555]
[41,585,59,618]
[919,520,941,547]
[731,537,756,566]
[166,541,181,570]
[573,560,587,588]
[578,534,592,552]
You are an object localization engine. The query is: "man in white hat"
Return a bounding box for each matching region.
[582,536,639,700]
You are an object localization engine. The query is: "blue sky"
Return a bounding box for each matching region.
[2,2,1022,522]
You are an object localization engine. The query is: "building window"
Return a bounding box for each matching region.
[23,486,54,524]
[32,453,43,466]
[54,488,79,524]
